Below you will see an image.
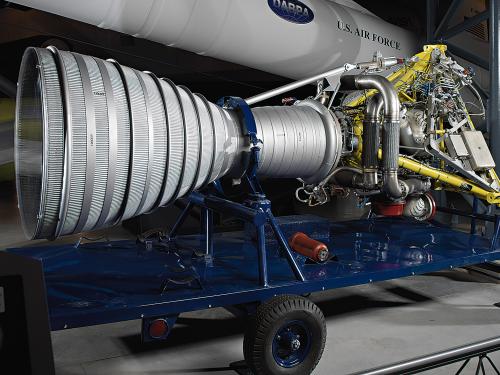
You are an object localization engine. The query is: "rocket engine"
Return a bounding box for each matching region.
[15,47,341,239]
[295,45,500,218]
[14,44,500,240]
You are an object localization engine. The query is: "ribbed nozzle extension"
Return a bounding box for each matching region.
[15,47,343,240]
[15,47,244,240]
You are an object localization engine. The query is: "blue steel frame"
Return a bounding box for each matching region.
[437,204,500,250]
[6,93,500,337]
[168,97,305,287]
[8,212,500,332]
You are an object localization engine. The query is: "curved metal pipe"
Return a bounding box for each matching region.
[341,75,400,121]
[341,74,402,198]
[330,166,363,187]
[363,94,383,188]
[348,335,500,375]
[401,178,431,197]
[383,170,402,199]
[365,93,384,122]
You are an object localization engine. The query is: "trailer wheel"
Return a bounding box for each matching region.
[244,295,326,375]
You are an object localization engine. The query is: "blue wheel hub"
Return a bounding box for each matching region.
[272,320,312,368]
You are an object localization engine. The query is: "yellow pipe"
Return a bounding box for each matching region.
[376,149,500,204]
[439,117,445,151]
[346,44,500,205]
[399,91,415,103]
[346,46,439,108]
[345,46,436,162]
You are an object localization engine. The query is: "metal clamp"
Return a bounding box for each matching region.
[217,96,262,179]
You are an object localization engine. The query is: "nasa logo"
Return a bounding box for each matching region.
[268,0,314,24]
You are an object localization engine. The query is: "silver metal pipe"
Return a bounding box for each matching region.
[330,166,363,187]
[383,170,402,198]
[401,178,431,196]
[341,74,402,198]
[245,57,405,106]
[245,64,354,106]
[348,336,500,375]
[344,75,400,122]
[362,169,378,189]
[382,120,403,198]
[363,94,383,188]
[365,94,384,122]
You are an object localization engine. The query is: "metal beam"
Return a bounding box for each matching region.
[447,42,489,70]
[348,336,500,375]
[245,64,355,105]
[490,0,500,173]
[434,0,463,39]
[442,9,490,39]
[426,0,436,42]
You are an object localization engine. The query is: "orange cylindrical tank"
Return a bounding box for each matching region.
[289,232,329,263]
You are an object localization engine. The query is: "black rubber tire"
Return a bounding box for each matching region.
[243,295,326,375]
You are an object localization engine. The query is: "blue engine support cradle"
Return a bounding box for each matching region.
[6,96,500,340]
[169,97,305,288]
[7,215,500,331]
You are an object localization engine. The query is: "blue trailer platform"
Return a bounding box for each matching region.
[7,216,500,332]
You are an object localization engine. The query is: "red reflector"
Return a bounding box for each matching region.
[149,319,168,339]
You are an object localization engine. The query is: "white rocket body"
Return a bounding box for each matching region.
[10,0,419,79]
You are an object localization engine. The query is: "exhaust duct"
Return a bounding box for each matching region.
[15,47,341,240]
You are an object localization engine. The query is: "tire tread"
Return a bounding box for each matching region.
[243,295,326,375]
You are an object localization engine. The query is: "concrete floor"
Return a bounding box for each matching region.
[51,271,500,375]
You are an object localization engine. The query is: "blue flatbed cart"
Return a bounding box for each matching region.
[7,196,500,374]
[6,94,500,374]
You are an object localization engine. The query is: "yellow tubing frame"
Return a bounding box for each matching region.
[346,45,500,205]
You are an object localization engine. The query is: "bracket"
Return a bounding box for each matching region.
[166,97,306,287]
